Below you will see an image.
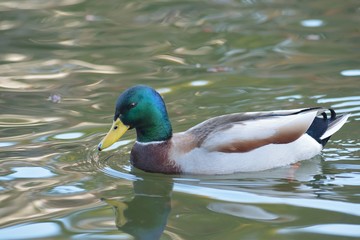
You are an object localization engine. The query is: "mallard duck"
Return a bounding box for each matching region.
[98,85,349,174]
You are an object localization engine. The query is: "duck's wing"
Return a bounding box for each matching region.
[187,108,323,153]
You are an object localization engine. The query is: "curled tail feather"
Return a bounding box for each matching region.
[306,109,349,146]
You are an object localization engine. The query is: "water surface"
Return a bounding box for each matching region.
[0,0,359,239]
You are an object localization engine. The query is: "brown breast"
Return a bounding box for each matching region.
[130,141,181,174]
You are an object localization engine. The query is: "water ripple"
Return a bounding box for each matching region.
[174,183,360,217]
[0,222,61,240]
[0,114,62,127]
[0,0,84,10]
[279,224,360,238]
[0,59,121,84]
[317,96,360,118]
[208,202,280,221]
[0,167,56,181]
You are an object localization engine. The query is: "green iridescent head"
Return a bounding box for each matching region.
[98,85,172,150]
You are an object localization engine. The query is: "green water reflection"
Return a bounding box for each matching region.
[103,172,173,239]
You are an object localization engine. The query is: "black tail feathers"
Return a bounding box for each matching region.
[306,108,341,146]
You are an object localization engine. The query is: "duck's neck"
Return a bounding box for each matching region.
[135,116,172,143]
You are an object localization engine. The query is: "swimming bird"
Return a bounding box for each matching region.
[98,85,349,174]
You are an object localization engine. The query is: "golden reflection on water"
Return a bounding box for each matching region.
[0,115,61,127]
[0,20,19,30]
[0,78,32,89]
[154,54,187,65]
[0,0,85,10]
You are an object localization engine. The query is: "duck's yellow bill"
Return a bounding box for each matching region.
[98,119,129,151]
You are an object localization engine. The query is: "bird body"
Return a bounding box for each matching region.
[98,85,349,175]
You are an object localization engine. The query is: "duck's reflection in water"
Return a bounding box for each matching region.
[103,173,174,240]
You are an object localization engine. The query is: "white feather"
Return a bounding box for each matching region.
[136,140,166,145]
[174,134,322,174]
[320,114,350,140]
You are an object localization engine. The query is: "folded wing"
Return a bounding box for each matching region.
[198,109,319,153]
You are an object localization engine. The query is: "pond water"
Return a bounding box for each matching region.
[0,0,359,239]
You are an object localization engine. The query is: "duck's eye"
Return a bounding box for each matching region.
[128,102,137,109]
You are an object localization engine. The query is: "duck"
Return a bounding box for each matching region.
[98,85,350,175]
